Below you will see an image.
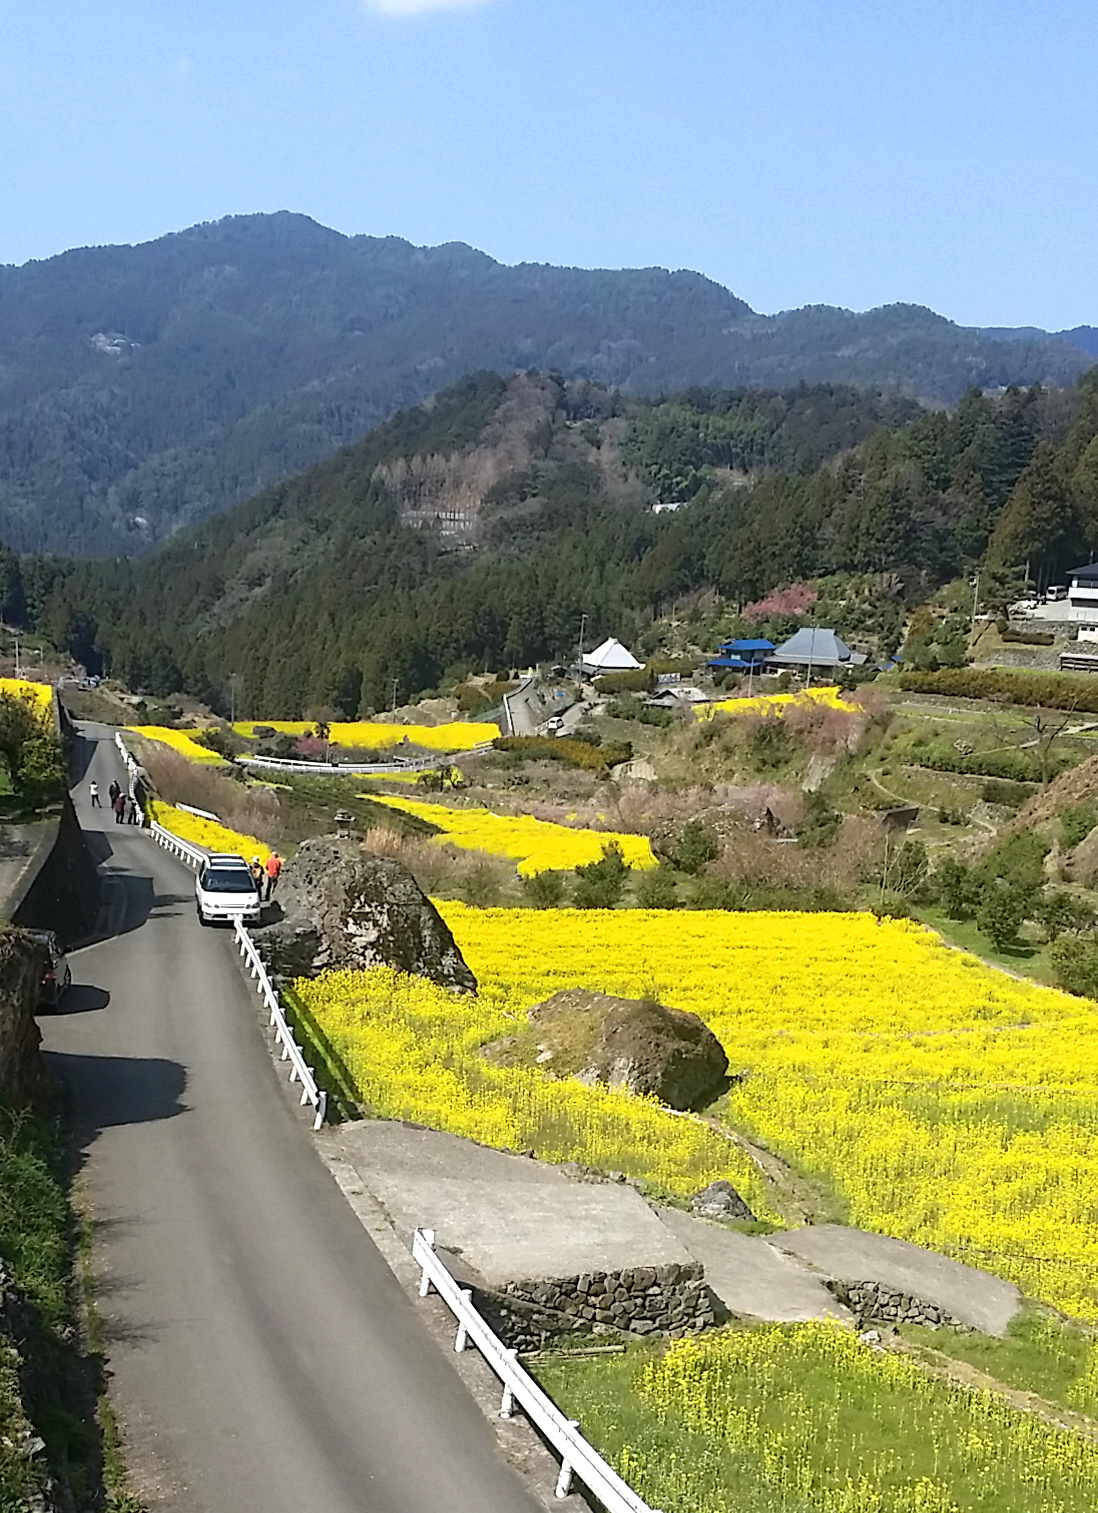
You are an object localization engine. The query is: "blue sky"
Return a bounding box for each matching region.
[2,0,1095,328]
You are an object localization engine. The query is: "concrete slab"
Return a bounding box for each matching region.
[773,1224,1022,1335]
[328,1120,692,1287]
[657,1207,850,1325]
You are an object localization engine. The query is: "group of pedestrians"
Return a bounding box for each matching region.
[89,778,141,825]
[251,852,282,902]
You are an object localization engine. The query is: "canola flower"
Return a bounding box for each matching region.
[127,726,228,765]
[233,720,498,751]
[291,964,770,1210]
[0,678,53,716]
[543,1322,1098,1513]
[697,685,861,719]
[368,794,657,875]
[147,799,271,863]
[433,904,1098,1320]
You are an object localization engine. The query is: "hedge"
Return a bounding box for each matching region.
[899,668,1098,711]
[1000,628,1056,646]
[494,735,634,774]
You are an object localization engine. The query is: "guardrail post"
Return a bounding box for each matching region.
[418,1229,436,1296]
[554,1429,580,1500]
[313,1091,327,1130]
[454,1289,473,1353]
[500,1351,519,1418]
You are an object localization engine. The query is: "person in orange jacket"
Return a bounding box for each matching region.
[264,851,282,902]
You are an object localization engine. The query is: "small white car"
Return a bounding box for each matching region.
[545,715,564,732]
[195,853,261,926]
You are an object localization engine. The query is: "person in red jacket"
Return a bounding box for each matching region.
[264,851,282,902]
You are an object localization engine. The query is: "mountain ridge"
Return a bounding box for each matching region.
[0,212,1091,556]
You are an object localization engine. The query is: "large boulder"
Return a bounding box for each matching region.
[255,837,476,991]
[528,988,728,1110]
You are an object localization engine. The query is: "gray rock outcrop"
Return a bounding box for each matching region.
[0,930,47,1104]
[529,988,728,1110]
[690,1179,756,1223]
[255,837,476,990]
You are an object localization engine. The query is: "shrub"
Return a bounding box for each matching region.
[899,667,1098,713]
[673,819,719,875]
[634,866,679,909]
[1038,890,1096,941]
[976,880,1026,949]
[1061,804,1098,850]
[797,791,842,850]
[933,857,979,920]
[595,668,653,694]
[521,870,567,908]
[493,735,633,775]
[981,778,1035,810]
[1050,932,1098,998]
[1001,628,1055,646]
[573,842,628,908]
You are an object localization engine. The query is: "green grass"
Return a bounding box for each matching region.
[917,906,1060,985]
[900,1306,1098,1417]
[537,1321,1098,1513]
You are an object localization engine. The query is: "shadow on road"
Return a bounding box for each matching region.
[68,729,97,784]
[46,1051,188,1144]
[50,985,110,1017]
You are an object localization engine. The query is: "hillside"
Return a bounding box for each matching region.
[0,212,1092,555]
[18,364,1098,717]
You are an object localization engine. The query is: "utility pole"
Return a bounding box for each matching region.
[577,612,587,669]
[391,677,399,717]
[970,568,981,632]
[229,674,241,725]
[805,627,816,689]
[12,635,20,679]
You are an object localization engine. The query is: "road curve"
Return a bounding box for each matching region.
[43,725,542,1513]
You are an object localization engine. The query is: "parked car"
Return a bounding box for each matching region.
[195,854,261,926]
[1046,585,1069,602]
[544,715,564,732]
[29,929,71,1010]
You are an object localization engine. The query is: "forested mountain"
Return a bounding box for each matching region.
[14,367,1098,718]
[0,212,1091,555]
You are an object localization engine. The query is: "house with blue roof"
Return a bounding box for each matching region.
[706,638,775,671]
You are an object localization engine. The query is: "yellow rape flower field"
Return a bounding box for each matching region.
[299,904,1098,1321]
[127,726,228,764]
[147,799,272,864]
[233,719,499,751]
[0,678,53,715]
[698,684,861,719]
[368,794,657,875]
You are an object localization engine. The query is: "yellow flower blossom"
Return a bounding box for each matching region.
[0,678,52,716]
[368,795,657,875]
[698,685,860,719]
[147,799,271,863]
[127,726,227,764]
[234,720,498,751]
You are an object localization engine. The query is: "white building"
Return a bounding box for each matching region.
[1068,563,1098,609]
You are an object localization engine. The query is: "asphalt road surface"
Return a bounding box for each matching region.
[43,725,542,1513]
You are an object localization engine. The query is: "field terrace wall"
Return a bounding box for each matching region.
[474,1263,722,1353]
[828,1280,968,1332]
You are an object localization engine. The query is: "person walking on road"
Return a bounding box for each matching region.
[112,791,126,825]
[264,851,282,902]
[89,780,101,808]
[108,780,121,807]
[127,795,140,825]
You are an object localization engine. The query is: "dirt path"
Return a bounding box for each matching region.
[888,1336,1098,1444]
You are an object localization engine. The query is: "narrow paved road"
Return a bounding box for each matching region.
[43,725,541,1513]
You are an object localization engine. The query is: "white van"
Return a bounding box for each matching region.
[1046,585,1069,602]
[195,854,261,926]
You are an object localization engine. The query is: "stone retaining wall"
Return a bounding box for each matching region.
[480,1263,720,1352]
[831,1279,967,1331]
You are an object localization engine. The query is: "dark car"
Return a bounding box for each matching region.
[29,929,71,1010]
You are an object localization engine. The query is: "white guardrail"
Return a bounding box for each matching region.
[115,733,327,1129]
[413,1228,660,1512]
[233,921,327,1130]
[241,747,495,777]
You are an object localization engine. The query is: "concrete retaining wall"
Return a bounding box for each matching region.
[10,796,100,945]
